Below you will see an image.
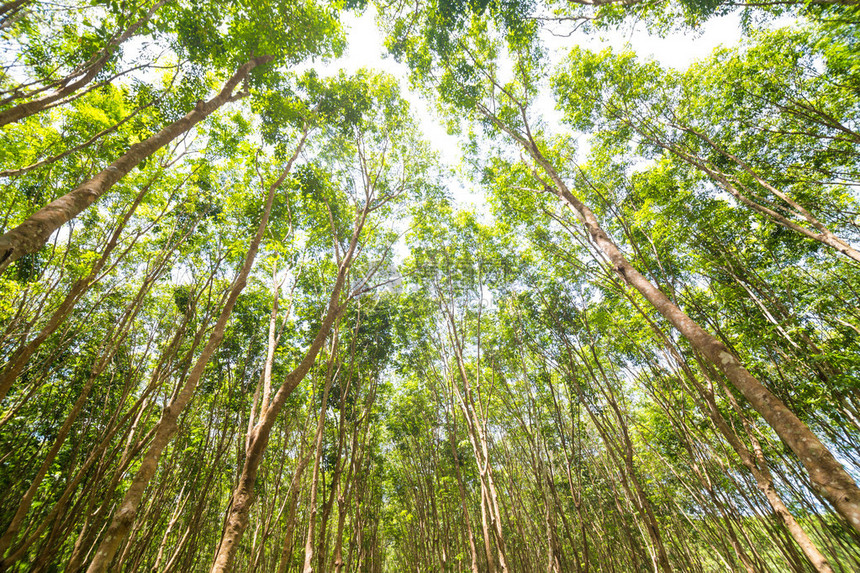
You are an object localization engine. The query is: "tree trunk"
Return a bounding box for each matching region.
[489,110,860,535]
[0,0,171,126]
[301,350,339,573]
[82,98,281,573]
[210,186,371,573]
[0,55,272,270]
[0,255,166,559]
[0,178,154,404]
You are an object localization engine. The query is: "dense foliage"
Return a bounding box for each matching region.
[1,0,859,571]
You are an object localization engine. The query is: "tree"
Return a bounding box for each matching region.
[3,0,860,571]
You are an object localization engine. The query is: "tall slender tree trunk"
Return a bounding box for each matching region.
[210,194,371,573]
[0,55,272,270]
[0,253,168,559]
[0,0,171,126]
[82,103,285,573]
[275,449,313,573]
[447,406,480,573]
[485,108,860,534]
[0,180,149,403]
[441,298,510,573]
[301,346,340,573]
[567,367,672,573]
[692,369,835,573]
[625,272,841,573]
[333,386,375,573]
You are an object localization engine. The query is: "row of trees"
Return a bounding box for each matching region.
[0,0,858,571]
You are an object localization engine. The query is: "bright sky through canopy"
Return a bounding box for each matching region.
[321,6,744,174]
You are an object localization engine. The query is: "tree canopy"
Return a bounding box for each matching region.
[1,1,860,572]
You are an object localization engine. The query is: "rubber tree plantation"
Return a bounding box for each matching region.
[1,0,860,571]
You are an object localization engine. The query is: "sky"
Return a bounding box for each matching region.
[313,6,746,203]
